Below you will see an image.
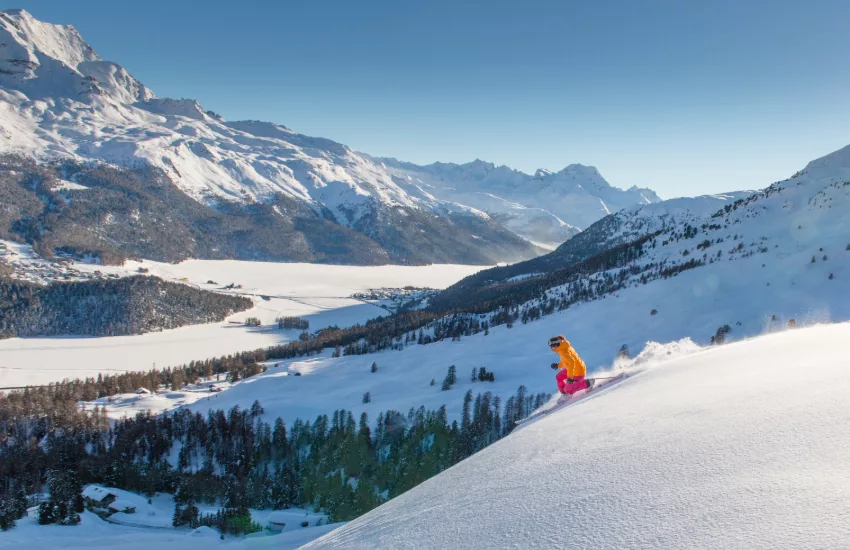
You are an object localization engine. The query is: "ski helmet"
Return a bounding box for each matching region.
[548,335,565,347]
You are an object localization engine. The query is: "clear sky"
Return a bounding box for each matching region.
[6,0,850,198]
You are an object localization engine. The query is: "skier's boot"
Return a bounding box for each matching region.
[585,378,595,391]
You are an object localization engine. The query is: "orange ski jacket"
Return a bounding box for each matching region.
[552,338,587,378]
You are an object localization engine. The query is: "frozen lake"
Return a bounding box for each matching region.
[0,259,485,387]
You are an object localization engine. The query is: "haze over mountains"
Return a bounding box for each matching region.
[0,8,660,264]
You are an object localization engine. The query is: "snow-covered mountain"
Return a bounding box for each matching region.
[377,157,661,248]
[304,323,850,549]
[0,9,542,265]
[0,9,662,264]
[434,139,849,306]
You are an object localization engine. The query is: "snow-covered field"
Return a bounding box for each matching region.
[78,378,234,420]
[0,484,341,550]
[0,511,342,550]
[305,322,850,548]
[0,259,485,388]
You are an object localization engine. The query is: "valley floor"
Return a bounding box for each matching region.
[0,259,484,388]
[0,504,342,550]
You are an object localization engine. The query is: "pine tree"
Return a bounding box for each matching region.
[370,362,377,373]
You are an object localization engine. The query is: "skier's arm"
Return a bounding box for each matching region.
[558,340,572,370]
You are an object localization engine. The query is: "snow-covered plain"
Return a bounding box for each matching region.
[305,322,850,549]
[0,260,484,388]
[0,504,341,550]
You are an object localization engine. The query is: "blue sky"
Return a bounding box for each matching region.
[7,0,850,197]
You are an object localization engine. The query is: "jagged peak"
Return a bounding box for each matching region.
[0,9,154,103]
[558,163,603,179]
[0,8,100,67]
[466,158,495,170]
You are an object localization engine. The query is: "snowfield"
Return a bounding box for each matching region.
[0,505,341,550]
[0,260,484,388]
[304,322,850,549]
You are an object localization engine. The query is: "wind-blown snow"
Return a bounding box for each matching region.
[304,323,850,549]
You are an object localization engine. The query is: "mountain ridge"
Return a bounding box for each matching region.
[0,8,660,259]
[0,9,544,265]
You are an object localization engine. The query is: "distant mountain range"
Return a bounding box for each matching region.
[432,141,849,312]
[376,158,660,248]
[0,9,659,264]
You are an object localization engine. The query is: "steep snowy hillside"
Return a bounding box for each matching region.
[0,9,538,265]
[484,189,756,278]
[378,157,661,247]
[435,142,848,307]
[305,323,850,548]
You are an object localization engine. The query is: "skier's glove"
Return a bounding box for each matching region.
[567,378,575,383]
[550,363,559,370]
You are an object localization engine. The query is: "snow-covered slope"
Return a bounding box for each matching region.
[0,9,539,265]
[530,189,757,268]
[437,141,850,303]
[304,322,850,549]
[378,157,661,247]
[163,142,849,446]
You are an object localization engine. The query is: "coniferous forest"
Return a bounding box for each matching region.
[0,386,549,532]
[0,275,252,338]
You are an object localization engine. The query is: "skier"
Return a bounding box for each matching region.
[549,335,594,395]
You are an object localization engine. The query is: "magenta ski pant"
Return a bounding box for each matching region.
[556,371,588,395]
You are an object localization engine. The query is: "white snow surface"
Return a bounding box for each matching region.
[0,259,484,388]
[305,323,850,549]
[0,491,339,550]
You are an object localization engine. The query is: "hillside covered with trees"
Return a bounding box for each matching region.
[0,275,252,338]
